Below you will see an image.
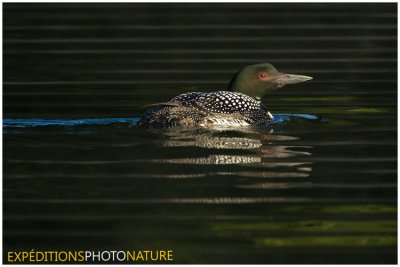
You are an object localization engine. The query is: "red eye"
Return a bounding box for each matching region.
[259,73,266,79]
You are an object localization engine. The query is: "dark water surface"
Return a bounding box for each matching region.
[3,3,397,264]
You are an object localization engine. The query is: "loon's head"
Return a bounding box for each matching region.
[227,63,312,100]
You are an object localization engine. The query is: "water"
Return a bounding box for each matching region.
[2,113,318,128]
[3,3,397,264]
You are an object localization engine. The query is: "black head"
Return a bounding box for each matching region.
[227,63,312,99]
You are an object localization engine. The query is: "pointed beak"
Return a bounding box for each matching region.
[272,73,313,88]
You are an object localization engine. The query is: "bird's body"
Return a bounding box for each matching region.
[138,63,312,128]
[139,91,273,127]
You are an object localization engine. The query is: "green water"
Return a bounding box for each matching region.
[3,3,397,264]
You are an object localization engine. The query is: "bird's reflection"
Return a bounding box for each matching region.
[146,126,313,179]
[162,154,262,165]
[164,136,263,149]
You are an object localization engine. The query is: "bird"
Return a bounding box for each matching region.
[138,63,312,128]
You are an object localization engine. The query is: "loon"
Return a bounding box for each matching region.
[138,63,312,128]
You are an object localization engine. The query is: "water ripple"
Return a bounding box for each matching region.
[3,113,319,129]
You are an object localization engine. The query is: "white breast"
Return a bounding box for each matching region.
[201,117,251,127]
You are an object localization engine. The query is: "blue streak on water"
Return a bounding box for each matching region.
[3,118,140,128]
[2,114,319,129]
[272,113,319,124]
